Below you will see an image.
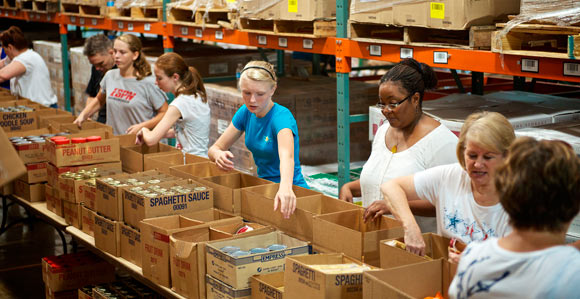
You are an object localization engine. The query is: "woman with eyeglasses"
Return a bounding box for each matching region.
[339,58,458,233]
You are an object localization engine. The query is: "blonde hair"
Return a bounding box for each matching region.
[456,111,515,169]
[116,34,151,80]
[239,60,277,88]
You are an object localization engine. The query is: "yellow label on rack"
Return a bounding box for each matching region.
[288,0,298,13]
[226,0,236,3]
[430,2,445,19]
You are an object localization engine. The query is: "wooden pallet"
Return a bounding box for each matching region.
[61,2,105,16]
[20,0,58,12]
[167,6,236,29]
[493,23,580,59]
[349,21,494,50]
[507,15,580,27]
[3,0,17,9]
[238,18,336,38]
[108,5,162,21]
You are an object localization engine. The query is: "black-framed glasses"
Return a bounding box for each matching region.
[376,94,412,111]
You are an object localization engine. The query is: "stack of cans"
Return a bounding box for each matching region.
[0,105,35,112]
[10,134,54,147]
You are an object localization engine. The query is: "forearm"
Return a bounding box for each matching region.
[279,156,294,189]
[80,97,102,118]
[381,182,420,230]
[344,180,362,197]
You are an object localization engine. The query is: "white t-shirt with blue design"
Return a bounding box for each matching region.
[414,163,511,244]
[449,238,580,299]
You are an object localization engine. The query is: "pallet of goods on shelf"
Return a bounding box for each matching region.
[70,46,92,117]
[492,0,580,59]
[237,0,336,38]
[107,0,162,21]
[3,0,17,9]
[167,0,238,29]
[348,0,520,50]
[60,0,106,17]
[18,0,58,12]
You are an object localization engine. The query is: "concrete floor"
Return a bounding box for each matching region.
[0,200,70,298]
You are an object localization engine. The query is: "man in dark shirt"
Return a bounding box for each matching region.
[83,34,116,124]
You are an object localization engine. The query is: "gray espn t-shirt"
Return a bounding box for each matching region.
[100,69,167,135]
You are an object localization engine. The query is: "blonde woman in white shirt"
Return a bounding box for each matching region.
[365,111,516,255]
[339,58,458,232]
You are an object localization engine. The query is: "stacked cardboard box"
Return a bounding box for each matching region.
[284,253,375,299]
[144,152,209,174]
[240,0,337,21]
[205,230,309,298]
[313,209,404,267]
[140,214,242,288]
[205,76,375,169]
[363,259,456,299]
[70,46,93,117]
[32,41,67,109]
[94,170,180,257]
[120,143,182,173]
[0,100,41,132]
[42,252,115,298]
[44,126,122,221]
[349,0,520,30]
[170,218,273,298]
[241,184,362,242]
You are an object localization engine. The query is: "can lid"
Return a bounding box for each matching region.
[54,139,70,145]
[50,136,68,141]
[71,137,87,144]
[86,136,102,142]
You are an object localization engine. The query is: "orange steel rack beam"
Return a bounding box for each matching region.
[1,8,578,83]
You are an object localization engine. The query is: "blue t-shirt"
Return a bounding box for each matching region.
[232,103,308,188]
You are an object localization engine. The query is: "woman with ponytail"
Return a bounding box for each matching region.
[74,34,168,135]
[136,52,210,157]
[339,58,458,233]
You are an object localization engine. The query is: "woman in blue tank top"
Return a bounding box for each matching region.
[208,61,308,219]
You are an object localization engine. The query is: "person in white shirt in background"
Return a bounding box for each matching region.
[0,26,57,107]
[135,52,210,157]
[449,137,580,299]
[364,111,516,255]
[339,58,458,233]
[74,34,168,135]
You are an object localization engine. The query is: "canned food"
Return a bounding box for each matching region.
[268,244,287,251]
[71,137,87,144]
[220,246,240,254]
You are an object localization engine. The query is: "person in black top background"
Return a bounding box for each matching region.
[83,34,116,123]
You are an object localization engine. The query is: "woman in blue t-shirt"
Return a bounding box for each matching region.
[208,60,308,219]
